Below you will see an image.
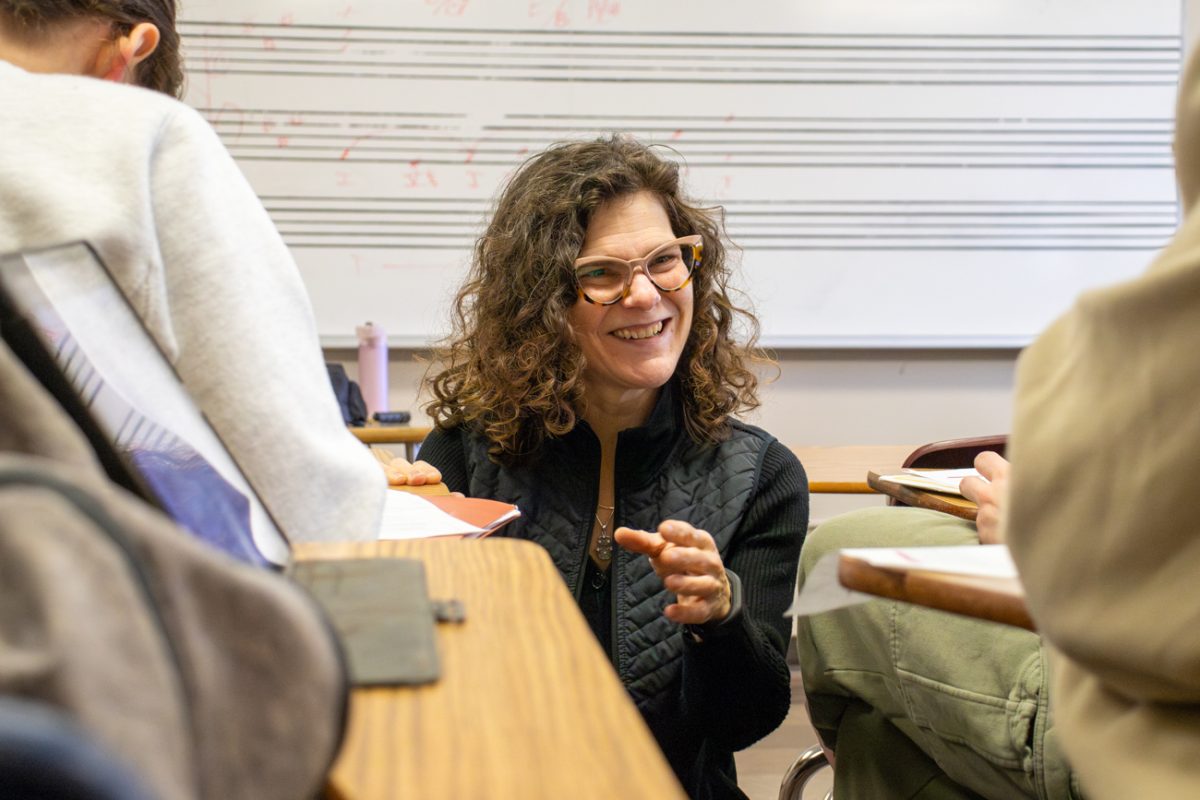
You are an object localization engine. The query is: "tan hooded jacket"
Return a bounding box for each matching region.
[1005,47,1200,800]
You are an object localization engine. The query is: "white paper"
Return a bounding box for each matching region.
[786,551,877,617]
[877,468,985,496]
[842,545,1017,579]
[377,489,485,539]
[787,544,1017,617]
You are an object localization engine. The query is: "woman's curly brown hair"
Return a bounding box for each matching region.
[0,0,184,97]
[424,135,768,465]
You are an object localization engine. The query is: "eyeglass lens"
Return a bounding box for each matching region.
[575,240,697,304]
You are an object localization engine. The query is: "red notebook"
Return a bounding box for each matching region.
[422,495,521,536]
[379,491,520,540]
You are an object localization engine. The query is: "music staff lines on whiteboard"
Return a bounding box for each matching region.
[181,22,1179,85]
[262,197,1175,252]
[202,107,1172,169]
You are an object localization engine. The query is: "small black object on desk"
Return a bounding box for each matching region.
[373,411,411,425]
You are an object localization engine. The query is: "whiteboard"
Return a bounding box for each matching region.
[179,0,1182,348]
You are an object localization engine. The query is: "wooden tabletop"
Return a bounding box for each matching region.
[293,538,685,800]
[349,424,432,445]
[351,425,433,461]
[792,445,916,494]
[838,553,1034,631]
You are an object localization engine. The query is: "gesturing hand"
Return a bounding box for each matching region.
[614,520,731,625]
[959,451,1010,544]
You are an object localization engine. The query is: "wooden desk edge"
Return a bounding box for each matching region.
[838,554,1034,631]
[349,425,432,444]
[293,534,549,562]
[808,481,879,495]
[866,471,979,520]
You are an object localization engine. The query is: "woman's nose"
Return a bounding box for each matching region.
[622,269,660,308]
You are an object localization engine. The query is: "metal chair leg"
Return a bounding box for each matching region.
[778,743,832,800]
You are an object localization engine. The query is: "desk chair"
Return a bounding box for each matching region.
[889,435,1008,506]
[901,435,1007,470]
[0,697,157,800]
[778,744,832,800]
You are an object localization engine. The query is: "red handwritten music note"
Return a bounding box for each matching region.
[401,165,440,189]
[587,0,620,22]
[212,101,247,142]
[425,0,469,15]
[340,132,375,161]
[199,54,216,107]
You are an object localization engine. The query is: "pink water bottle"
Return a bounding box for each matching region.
[355,322,388,418]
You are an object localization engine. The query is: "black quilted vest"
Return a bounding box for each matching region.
[444,382,771,717]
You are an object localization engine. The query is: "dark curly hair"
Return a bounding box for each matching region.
[0,0,183,97]
[424,135,769,465]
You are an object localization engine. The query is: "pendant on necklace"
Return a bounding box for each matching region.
[595,505,615,563]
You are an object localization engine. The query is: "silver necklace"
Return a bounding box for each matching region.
[594,504,615,562]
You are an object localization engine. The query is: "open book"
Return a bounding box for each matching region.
[379,490,520,540]
[874,468,984,497]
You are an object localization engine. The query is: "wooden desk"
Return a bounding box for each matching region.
[349,424,432,460]
[294,538,685,800]
[792,445,916,494]
[838,553,1034,631]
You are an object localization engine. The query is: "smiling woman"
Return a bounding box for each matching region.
[418,135,810,799]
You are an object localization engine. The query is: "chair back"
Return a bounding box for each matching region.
[902,435,1008,470]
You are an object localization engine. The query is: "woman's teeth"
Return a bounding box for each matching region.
[613,321,664,340]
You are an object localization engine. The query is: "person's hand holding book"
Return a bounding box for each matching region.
[960,452,1009,544]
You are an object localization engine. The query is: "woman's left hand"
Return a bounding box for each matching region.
[614,521,731,625]
[382,457,442,487]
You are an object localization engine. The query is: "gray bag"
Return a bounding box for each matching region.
[0,342,349,800]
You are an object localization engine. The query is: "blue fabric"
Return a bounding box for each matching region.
[0,698,157,800]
